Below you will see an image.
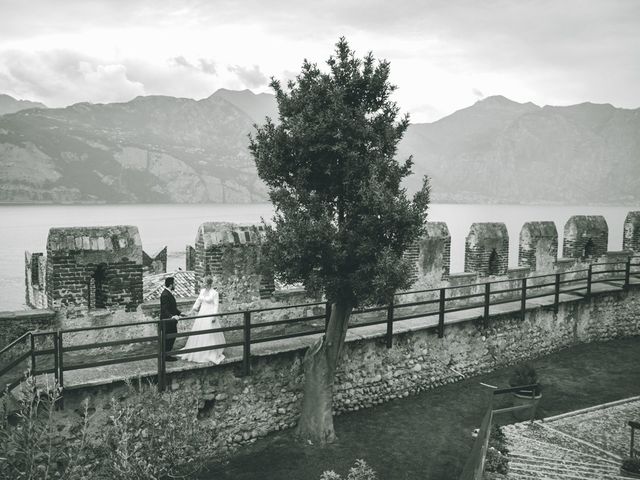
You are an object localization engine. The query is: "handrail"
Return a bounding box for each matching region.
[2,255,639,398]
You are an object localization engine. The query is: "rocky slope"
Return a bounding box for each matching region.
[0,91,638,204]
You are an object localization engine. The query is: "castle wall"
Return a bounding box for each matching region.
[518,221,558,271]
[194,222,274,303]
[60,284,640,457]
[415,222,451,284]
[24,251,47,309]
[143,246,167,274]
[623,211,640,252]
[45,226,143,314]
[562,215,608,260]
[464,223,509,276]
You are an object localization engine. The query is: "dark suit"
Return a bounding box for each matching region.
[160,288,181,353]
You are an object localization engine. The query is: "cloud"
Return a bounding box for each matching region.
[227,64,268,89]
[472,88,484,99]
[170,56,217,75]
[0,49,144,106]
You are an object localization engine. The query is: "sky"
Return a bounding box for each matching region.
[0,0,638,123]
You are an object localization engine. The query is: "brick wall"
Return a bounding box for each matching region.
[185,245,196,271]
[45,226,144,314]
[518,221,558,271]
[562,215,608,260]
[464,223,509,276]
[415,221,451,284]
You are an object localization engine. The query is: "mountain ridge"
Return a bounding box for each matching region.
[0,91,638,205]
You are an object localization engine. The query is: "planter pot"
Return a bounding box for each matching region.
[512,392,542,421]
[620,466,640,478]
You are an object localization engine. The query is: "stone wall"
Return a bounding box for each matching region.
[186,245,196,271]
[0,309,57,351]
[59,285,640,458]
[624,211,640,252]
[194,222,275,303]
[519,221,558,271]
[416,222,451,284]
[464,223,509,277]
[45,226,143,314]
[24,251,47,309]
[562,215,608,260]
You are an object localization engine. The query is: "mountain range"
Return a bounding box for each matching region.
[0,91,638,205]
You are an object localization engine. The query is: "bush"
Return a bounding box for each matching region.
[94,379,217,480]
[508,364,542,396]
[488,423,509,455]
[320,459,377,480]
[622,456,640,473]
[484,447,509,475]
[0,376,94,480]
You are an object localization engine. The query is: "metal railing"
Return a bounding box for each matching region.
[459,383,541,480]
[1,256,639,398]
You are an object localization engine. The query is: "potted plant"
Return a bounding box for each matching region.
[508,364,542,421]
[621,456,640,478]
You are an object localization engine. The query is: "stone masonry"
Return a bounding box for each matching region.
[45,226,143,313]
[518,221,558,272]
[416,222,451,283]
[623,211,640,252]
[194,222,274,303]
[464,223,509,276]
[562,215,608,260]
[142,246,167,274]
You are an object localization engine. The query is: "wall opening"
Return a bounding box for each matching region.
[488,249,499,276]
[93,264,108,308]
[583,238,595,259]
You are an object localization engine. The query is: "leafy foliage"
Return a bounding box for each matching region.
[320,459,378,480]
[250,37,430,307]
[0,377,94,480]
[1,377,218,480]
[95,379,216,480]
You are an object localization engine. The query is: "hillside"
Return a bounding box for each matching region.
[0,91,638,205]
[0,94,47,115]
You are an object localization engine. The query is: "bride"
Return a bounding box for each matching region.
[179,275,226,364]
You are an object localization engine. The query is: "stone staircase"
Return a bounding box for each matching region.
[502,423,627,480]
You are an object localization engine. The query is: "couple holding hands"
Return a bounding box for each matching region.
[160,275,226,364]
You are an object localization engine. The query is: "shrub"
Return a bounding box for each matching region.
[0,376,94,480]
[320,459,377,480]
[95,379,218,480]
[622,456,640,473]
[488,423,509,455]
[508,364,542,396]
[484,447,509,474]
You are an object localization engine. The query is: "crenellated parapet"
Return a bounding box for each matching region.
[465,223,509,277]
[45,226,143,312]
[194,222,274,303]
[519,221,558,271]
[623,211,640,252]
[406,222,451,284]
[562,215,608,260]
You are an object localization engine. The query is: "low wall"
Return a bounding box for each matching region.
[59,285,640,459]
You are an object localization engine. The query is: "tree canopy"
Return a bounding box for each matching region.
[250,38,430,307]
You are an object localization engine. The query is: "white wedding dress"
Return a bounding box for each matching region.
[179,288,226,364]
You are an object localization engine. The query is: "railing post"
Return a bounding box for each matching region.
[625,258,631,289]
[57,331,64,409]
[53,331,59,384]
[243,311,251,375]
[483,283,490,326]
[386,299,394,348]
[324,301,332,331]
[587,264,592,299]
[438,288,445,338]
[30,333,35,374]
[157,320,166,392]
[520,278,527,321]
[554,273,560,314]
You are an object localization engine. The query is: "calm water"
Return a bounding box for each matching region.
[0,203,637,310]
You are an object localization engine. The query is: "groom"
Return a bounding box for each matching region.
[160,276,182,361]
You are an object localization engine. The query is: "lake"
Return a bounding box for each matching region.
[0,203,637,311]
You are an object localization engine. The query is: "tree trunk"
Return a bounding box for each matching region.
[296,301,352,444]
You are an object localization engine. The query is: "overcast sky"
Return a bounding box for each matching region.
[0,0,638,122]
